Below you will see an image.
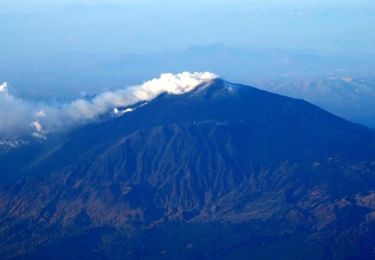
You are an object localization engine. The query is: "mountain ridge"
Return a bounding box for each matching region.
[0,79,375,258]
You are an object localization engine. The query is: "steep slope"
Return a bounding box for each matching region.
[0,79,375,259]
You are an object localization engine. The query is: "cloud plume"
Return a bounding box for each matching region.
[0,72,217,139]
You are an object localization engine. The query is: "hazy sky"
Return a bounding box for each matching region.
[0,1,374,129]
[1,0,374,59]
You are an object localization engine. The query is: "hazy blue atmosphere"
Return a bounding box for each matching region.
[2,0,375,56]
[1,1,374,83]
[1,0,375,127]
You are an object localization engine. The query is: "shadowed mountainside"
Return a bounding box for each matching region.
[0,79,375,259]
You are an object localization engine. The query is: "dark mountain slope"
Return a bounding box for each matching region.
[0,79,375,259]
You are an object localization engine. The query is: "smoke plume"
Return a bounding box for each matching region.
[0,72,216,139]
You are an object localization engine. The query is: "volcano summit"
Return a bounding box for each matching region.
[0,76,375,259]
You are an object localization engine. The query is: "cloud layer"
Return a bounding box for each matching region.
[0,72,216,139]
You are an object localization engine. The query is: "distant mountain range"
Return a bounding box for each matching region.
[2,45,374,129]
[2,44,374,99]
[0,79,375,259]
[258,76,375,128]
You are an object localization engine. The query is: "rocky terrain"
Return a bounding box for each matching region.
[0,79,375,259]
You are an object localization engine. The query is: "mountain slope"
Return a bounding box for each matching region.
[0,79,375,259]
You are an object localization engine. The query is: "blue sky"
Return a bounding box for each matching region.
[0,1,374,128]
[1,0,374,58]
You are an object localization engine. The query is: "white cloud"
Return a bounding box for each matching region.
[0,82,8,93]
[0,82,37,137]
[31,121,43,133]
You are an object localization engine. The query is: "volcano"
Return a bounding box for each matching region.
[0,79,375,259]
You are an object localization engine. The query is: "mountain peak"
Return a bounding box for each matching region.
[1,79,375,259]
[192,78,237,95]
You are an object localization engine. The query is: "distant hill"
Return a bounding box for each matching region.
[258,76,375,128]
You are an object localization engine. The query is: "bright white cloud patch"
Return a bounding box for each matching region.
[0,82,37,137]
[0,72,217,138]
[0,82,8,93]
